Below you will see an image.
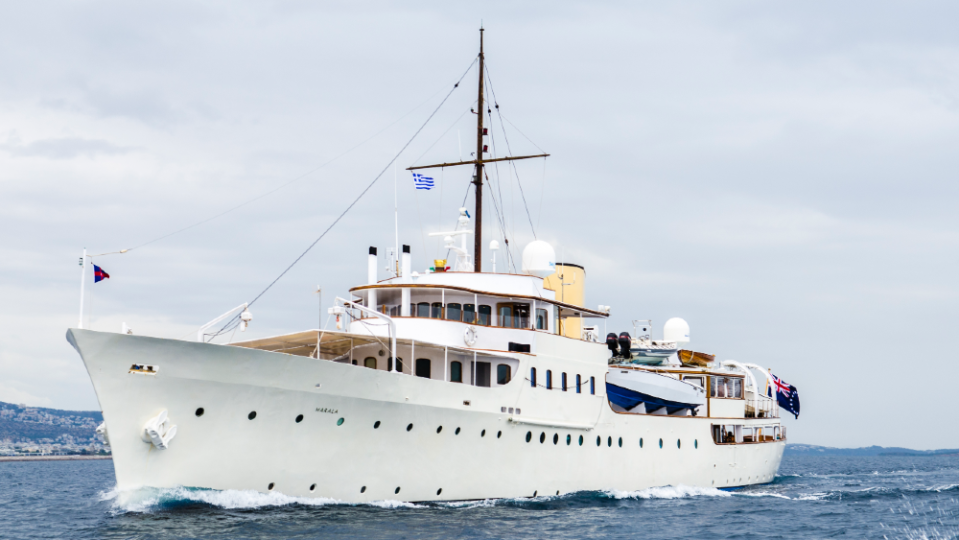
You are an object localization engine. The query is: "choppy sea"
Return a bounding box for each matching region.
[1,455,957,539]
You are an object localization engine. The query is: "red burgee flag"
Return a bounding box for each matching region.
[93,264,110,283]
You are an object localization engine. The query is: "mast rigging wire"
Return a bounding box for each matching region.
[205,61,475,341]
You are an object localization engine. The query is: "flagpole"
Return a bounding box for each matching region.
[78,248,87,329]
[394,153,399,276]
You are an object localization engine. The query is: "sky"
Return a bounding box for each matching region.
[1,1,957,449]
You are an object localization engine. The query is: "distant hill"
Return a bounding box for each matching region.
[0,401,102,445]
[786,444,959,457]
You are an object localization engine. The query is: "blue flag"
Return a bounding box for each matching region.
[771,373,800,419]
[412,173,434,190]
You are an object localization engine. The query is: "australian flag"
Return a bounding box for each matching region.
[770,373,800,419]
[412,173,434,190]
[93,264,110,283]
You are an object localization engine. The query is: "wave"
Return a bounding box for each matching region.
[603,485,732,500]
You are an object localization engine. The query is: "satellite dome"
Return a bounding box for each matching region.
[663,318,690,343]
[521,240,556,278]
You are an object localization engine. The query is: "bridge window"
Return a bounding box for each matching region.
[561,372,567,391]
[546,370,553,390]
[446,303,462,321]
[431,302,443,318]
[530,367,537,387]
[535,308,548,330]
[463,304,476,323]
[498,305,512,328]
[416,302,430,318]
[415,358,431,378]
[576,374,582,394]
[450,361,462,383]
[364,357,376,369]
[497,364,511,385]
[710,376,743,399]
[478,305,492,326]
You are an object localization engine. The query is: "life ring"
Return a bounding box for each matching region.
[464,326,478,346]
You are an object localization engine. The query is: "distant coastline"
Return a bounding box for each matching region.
[786,444,959,457]
[0,455,112,462]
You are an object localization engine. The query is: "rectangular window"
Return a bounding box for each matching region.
[431,302,443,319]
[390,357,403,373]
[476,362,491,387]
[497,364,511,385]
[416,302,430,318]
[561,372,567,391]
[415,358,431,378]
[576,374,582,394]
[478,305,492,325]
[732,378,743,399]
[364,357,377,369]
[590,376,595,395]
[451,361,462,383]
[530,367,537,387]
[535,308,548,330]
[463,304,476,323]
[498,305,512,328]
[546,370,552,390]
[446,303,462,321]
[513,304,530,328]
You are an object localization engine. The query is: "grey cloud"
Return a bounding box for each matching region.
[1,135,135,159]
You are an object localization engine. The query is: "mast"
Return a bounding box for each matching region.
[473,27,485,272]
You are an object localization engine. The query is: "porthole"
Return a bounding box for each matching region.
[566,434,571,445]
[360,486,366,493]
[553,433,559,445]
[195,408,204,417]
[248,411,257,420]
[497,431,502,438]
[578,435,584,446]
[596,436,601,446]
[336,418,345,426]
[618,437,623,447]
[607,436,612,447]
[295,414,304,423]
[481,429,486,437]
[659,438,663,448]
[374,421,381,429]
[407,423,413,431]
[677,439,681,449]
[695,439,699,449]
[556,490,560,495]
[533,490,538,497]
[455,427,461,435]
[437,488,442,496]
[309,483,316,492]
[394,487,401,494]
[640,438,644,448]
[268,482,275,491]
[526,431,532,443]
[540,432,546,444]
[437,426,443,434]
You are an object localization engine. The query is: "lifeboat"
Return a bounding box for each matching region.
[606,368,706,414]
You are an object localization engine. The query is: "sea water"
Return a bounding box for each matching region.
[1,455,957,539]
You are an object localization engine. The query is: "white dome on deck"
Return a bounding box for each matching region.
[521,240,556,278]
[664,318,690,343]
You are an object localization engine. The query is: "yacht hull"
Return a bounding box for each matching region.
[68,329,784,502]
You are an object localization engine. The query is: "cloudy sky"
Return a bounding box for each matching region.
[1,1,957,449]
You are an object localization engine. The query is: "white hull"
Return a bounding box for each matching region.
[70,328,784,502]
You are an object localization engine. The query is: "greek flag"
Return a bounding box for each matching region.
[412,173,434,190]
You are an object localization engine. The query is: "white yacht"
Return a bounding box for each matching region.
[68,29,794,503]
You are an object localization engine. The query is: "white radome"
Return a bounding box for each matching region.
[521,240,556,278]
[664,317,690,343]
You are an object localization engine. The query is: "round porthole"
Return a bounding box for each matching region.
[533,490,538,497]
[407,423,413,431]
[497,431,502,438]
[540,432,546,444]
[395,487,401,494]
[640,438,644,448]
[336,418,345,426]
[195,408,204,417]
[566,434,571,445]
[695,439,698,449]
[596,436,601,446]
[556,490,560,495]
[677,439,681,449]
[607,436,612,447]
[578,435,584,446]
[360,486,366,493]
[481,429,486,437]
[618,437,623,447]
[437,426,443,434]
[526,431,532,443]
[455,427,461,435]
[437,488,442,496]
[659,438,663,448]
[268,482,275,491]
[295,414,304,423]
[553,433,558,445]
[374,421,381,429]
[309,483,316,492]
[248,411,257,420]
